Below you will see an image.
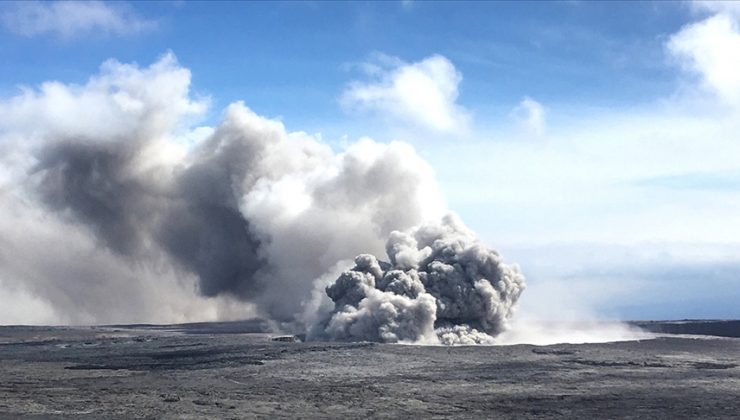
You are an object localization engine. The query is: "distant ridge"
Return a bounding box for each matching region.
[631,320,740,338]
[103,319,272,335]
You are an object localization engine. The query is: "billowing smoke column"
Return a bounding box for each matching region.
[0,53,445,325]
[0,53,524,343]
[311,215,525,344]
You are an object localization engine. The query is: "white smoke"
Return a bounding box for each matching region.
[495,318,653,346]
[310,215,526,344]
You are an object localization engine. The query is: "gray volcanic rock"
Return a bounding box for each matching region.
[1,321,739,418]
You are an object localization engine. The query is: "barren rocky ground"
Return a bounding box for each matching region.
[0,321,738,419]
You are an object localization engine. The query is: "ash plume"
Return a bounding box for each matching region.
[311,215,526,344]
[0,54,449,325]
[0,53,524,342]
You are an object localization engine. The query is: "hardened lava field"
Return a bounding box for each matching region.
[0,320,738,419]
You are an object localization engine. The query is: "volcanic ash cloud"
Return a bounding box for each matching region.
[0,53,525,342]
[0,53,446,324]
[311,215,526,344]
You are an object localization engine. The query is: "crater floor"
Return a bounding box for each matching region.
[0,321,738,418]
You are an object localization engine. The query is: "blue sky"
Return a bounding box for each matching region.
[2,1,740,321]
[0,1,688,130]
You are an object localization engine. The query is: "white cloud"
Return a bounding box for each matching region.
[0,1,156,39]
[403,14,740,248]
[400,0,415,10]
[340,54,470,133]
[668,13,740,106]
[430,107,740,246]
[0,52,207,145]
[511,96,546,136]
[691,0,740,20]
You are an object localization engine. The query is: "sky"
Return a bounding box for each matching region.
[1,1,740,322]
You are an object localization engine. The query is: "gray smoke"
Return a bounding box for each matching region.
[32,130,264,299]
[0,54,450,325]
[0,54,524,342]
[311,215,526,344]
